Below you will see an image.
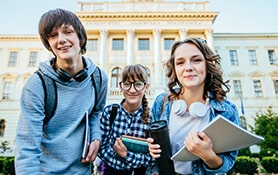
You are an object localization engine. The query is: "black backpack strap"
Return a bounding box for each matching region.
[35,70,57,129]
[90,66,102,115]
[108,104,119,135]
[109,104,119,128]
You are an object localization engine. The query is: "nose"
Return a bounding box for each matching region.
[129,84,137,92]
[185,62,193,71]
[57,33,66,43]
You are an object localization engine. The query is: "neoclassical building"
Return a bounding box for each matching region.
[0,0,277,155]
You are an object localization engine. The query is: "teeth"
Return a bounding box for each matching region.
[59,46,69,50]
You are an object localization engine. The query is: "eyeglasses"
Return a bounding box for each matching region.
[119,81,146,91]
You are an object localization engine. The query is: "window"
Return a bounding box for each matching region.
[2,82,12,100]
[233,80,243,98]
[0,119,6,137]
[111,67,122,89]
[268,50,277,65]
[164,38,175,50]
[253,80,263,97]
[138,38,150,50]
[273,80,278,97]
[87,39,98,51]
[248,50,257,65]
[8,51,18,67]
[112,38,124,51]
[28,51,38,67]
[229,50,238,65]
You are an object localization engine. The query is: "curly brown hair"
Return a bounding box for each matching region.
[166,38,230,102]
[121,64,150,123]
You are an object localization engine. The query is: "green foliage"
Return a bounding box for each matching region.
[250,106,278,156]
[0,157,4,173]
[0,141,11,154]
[238,147,251,157]
[261,156,278,173]
[0,157,15,175]
[231,156,258,175]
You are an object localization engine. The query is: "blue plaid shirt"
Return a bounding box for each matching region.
[99,100,154,171]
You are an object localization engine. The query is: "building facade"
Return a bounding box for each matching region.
[0,0,277,155]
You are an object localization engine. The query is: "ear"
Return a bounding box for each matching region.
[145,83,150,91]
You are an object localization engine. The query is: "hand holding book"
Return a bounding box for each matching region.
[121,135,148,153]
[171,115,264,161]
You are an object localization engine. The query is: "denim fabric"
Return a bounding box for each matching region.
[151,93,240,175]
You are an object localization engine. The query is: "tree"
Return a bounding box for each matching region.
[250,106,278,157]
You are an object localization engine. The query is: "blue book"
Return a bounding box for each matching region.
[121,135,149,153]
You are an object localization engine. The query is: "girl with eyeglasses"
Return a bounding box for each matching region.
[98,64,154,175]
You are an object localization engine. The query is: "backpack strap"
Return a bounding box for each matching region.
[110,104,119,128]
[109,104,119,134]
[38,66,101,129]
[90,66,102,115]
[35,70,57,129]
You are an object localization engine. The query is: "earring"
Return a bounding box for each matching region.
[172,82,181,94]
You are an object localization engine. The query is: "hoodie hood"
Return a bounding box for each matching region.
[38,57,97,84]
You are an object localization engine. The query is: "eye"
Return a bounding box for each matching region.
[49,33,57,38]
[123,82,131,86]
[193,58,204,63]
[176,60,184,66]
[134,81,144,87]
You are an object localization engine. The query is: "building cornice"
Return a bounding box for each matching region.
[76,12,218,22]
[214,33,278,39]
[0,35,39,41]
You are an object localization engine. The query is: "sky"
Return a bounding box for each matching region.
[0,0,277,35]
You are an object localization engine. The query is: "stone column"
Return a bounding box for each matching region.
[153,29,162,87]
[179,29,188,41]
[205,29,214,50]
[100,29,108,70]
[126,29,135,65]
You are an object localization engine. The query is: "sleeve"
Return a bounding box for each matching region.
[152,93,166,121]
[201,100,240,173]
[98,106,118,165]
[15,74,45,174]
[90,69,108,142]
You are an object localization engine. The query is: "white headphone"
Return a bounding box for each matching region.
[171,99,209,118]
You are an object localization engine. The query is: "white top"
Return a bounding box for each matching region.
[169,105,210,174]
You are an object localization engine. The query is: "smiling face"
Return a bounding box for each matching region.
[121,78,149,108]
[120,64,150,112]
[47,24,81,61]
[174,43,207,92]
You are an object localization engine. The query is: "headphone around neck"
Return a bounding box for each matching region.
[51,57,88,82]
[172,99,209,118]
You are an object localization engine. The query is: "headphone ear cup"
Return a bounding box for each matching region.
[189,102,208,118]
[57,68,72,82]
[74,69,88,82]
[172,100,187,116]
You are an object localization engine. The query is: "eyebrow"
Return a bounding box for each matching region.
[175,54,203,60]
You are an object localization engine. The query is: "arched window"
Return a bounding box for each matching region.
[0,119,6,137]
[111,67,122,89]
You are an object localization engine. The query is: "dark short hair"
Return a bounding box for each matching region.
[38,8,87,54]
